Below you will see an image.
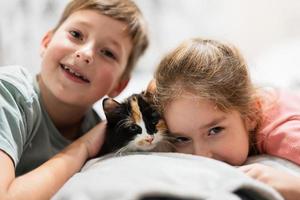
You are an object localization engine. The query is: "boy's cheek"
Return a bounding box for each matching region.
[106,78,127,98]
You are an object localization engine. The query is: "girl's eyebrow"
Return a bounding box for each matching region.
[199,116,226,130]
[170,116,226,136]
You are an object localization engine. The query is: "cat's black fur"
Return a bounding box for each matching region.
[98,91,173,156]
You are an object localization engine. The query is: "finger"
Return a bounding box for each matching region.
[238,165,261,179]
[238,164,256,173]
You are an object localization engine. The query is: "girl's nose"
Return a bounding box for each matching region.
[193,144,213,158]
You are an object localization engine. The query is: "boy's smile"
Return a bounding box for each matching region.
[39,9,132,109]
[60,64,90,83]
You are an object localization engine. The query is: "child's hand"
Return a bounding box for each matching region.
[77,121,107,158]
[239,163,300,200]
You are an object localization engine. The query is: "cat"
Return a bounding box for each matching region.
[98,90,174,156]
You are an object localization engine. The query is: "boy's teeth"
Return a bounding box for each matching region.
[61,64,89,82]
[63,65,69,70]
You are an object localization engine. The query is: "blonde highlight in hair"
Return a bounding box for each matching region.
[52,0,149,80]
[154,38,262,132]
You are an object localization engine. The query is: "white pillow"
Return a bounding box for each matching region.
[52,153,286,200]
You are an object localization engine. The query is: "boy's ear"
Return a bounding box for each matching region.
[107,78,129,98]
[102,98,120,115]
[40,31,53,57]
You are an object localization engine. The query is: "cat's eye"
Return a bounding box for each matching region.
[151,111,160,118]
[151,119,159,125]
[208,126,224,136]
[150,112,160,125]
[129,124,142,134]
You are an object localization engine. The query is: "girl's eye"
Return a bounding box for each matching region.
[174,136,191,144]
[208,126,224,136]
[69,30,83,40]
[100,49,117,60]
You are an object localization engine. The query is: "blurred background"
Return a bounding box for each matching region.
[1,0,300,114]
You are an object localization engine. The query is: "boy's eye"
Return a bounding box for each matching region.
[100,49,117,60]
[208,127,224,136]
[69,30,83,40]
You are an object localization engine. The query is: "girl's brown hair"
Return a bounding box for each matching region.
[154,38,262,152]
[53,0,149,80]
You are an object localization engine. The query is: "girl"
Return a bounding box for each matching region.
[154,38,300,200]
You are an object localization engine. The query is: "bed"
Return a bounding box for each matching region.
[52,153,300,200]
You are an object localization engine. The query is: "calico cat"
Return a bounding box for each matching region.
[98,90,174,156]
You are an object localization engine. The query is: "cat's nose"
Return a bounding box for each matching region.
[145,135,154,143]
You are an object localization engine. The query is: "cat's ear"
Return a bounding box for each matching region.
[102,98,120,114]
[143,79,156,98]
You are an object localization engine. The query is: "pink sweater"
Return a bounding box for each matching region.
[256,89,300,165]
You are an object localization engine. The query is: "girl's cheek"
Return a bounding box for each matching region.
[176,145,193,154]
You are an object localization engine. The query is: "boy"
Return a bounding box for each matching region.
[0,0,149,199]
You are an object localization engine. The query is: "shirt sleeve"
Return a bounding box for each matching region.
[0,66,40,167]
[264,118,300,165]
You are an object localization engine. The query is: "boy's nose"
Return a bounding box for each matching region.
[75,49,94,65]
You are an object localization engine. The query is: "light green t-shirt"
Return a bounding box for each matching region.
[0,65,101,176]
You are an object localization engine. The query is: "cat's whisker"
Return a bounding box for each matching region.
[114,146,130,157]
[166,141,177,150]
[114,147,124,156]
[161,134,177,142]
[115,119,127,130]
[155,135,177,152]
[161,140,176,151]
[115,118,131,133]
[114,149,122,157]
[115,118,133,133]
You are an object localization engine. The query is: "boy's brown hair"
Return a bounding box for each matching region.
[53,0,149,80]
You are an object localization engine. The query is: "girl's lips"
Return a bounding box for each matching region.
[60,64,90,83]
